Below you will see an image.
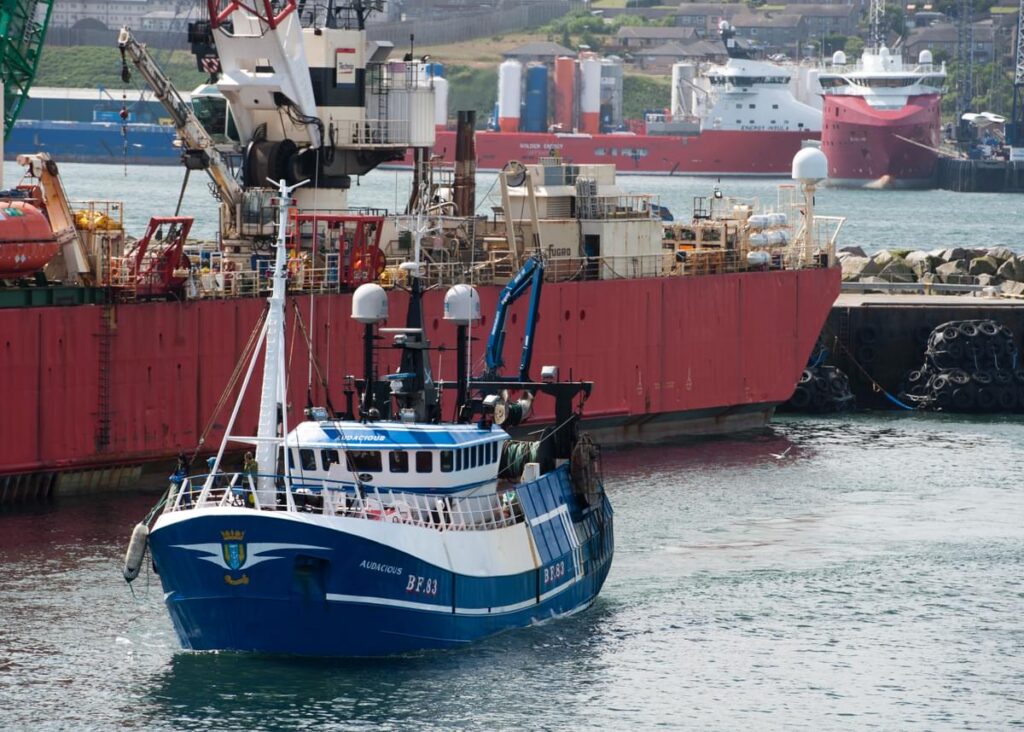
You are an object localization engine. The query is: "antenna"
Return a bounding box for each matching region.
[955,0,975,127]
[868,0,884,53]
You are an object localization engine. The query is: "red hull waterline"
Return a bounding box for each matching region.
[401,129,820,176]
[820,94,941,188]
[0,267,839,485]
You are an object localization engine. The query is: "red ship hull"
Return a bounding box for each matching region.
[404,128,820,176]
[820,94,941,187]
[0,266,839,482]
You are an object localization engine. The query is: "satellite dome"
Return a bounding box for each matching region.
[918,49,933,65]
[351,283,389,324]
[832,50,846,66]
[443,284,481,326]
[792,147,828,183]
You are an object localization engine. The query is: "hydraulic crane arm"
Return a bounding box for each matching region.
[484,255,545,382]
[117,26,243,214]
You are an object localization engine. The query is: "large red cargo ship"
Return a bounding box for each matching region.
[0,268,838,486]
[818,47,946,187]
[0,154,842,493]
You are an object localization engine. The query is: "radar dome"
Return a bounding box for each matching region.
[832,50,846,66]
[792,147,828,183]
[351,283,389,324]
[443,284,481,325]
[718,20,730,31]
[918,49,933,65]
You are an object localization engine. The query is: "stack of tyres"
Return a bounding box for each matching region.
[786,365,855,413]
[900,320,1024,412]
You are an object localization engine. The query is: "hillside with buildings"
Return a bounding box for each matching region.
[33,0,1022,125]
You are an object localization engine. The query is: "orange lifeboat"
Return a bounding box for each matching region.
[0,200,59,278]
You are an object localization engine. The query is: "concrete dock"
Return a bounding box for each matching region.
[824,293,1024,408]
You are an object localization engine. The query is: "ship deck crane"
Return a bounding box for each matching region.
[117,26,244,236]
[484,255,545,382]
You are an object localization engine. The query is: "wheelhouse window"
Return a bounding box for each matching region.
[389,451,409,473]
[440,450,454,473]
[347,450,382,473]
[299,448,317,471]
[416,451,433,473]
[321,449,340,469]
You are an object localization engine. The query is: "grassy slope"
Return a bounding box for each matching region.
[35,40,670,125]
[35,45,206,90]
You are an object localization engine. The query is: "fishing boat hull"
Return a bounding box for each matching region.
[148,466,613,655]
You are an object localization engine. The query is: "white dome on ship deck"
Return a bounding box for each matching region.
[352,284,389,324]
[918,49,933,65]
[443,284,481,326]
[792,147,828,183]
[832,50,846,66]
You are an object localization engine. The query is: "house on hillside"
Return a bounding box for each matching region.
[615,25,698,50]
[501,41,577,65]
[633,39,729,71]
[904,21,996,64]
[785,4,861,38]
[730,13,805,54]
[672,3,747,37]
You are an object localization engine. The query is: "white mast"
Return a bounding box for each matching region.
[254,177,307,505]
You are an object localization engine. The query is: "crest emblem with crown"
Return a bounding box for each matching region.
[221,530,246,571]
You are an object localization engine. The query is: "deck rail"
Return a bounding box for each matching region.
[166,473,523,532]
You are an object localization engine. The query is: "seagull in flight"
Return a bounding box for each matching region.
[769,446,793,460]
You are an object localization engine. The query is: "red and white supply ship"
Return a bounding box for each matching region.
[419,26,821,176]
[818,44,946,187]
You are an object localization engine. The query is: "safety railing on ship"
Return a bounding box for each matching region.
[149,223,841,299]
[166,473,524,532]
[389,242,837,289]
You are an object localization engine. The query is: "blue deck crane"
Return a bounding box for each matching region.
[484,254,545,382]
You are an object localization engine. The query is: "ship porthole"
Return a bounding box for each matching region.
[511,313,517,324]
[579,310,586,321]
[564,310,571,321]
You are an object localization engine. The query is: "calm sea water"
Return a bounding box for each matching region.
[1,414,1023,730]
[4,160,1023,253]
[2,162,1022,728]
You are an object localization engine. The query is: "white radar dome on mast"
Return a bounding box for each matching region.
[792,147,828,184]
[352,283,389,324]
[443,284,481,326]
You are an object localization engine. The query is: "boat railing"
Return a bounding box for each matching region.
[166,473,523,532]
[389,240,836,288]
[333,117,413,149]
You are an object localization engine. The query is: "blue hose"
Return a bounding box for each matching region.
[882,390,915,411]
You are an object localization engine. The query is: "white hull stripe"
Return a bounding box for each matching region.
[325,577,576,616]
[528,504,570,527]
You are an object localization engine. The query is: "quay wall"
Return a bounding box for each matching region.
[824,294,1024,408]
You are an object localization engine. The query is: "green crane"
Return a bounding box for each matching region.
[0,0,54,141]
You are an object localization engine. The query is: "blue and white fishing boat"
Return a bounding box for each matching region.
[124,179,613,656]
